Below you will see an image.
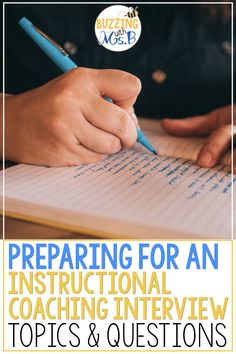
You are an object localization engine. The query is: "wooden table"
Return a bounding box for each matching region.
[2,215,92,239]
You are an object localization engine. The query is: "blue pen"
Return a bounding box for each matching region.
[19,17,157,155]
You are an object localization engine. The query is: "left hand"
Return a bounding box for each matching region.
[161,105,236,173]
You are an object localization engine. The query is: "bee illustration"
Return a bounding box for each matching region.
[125,6,138,18]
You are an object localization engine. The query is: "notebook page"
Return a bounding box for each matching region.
[140,119,231,166]
[3,142,234,238]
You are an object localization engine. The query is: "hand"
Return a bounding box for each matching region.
[5,68,141,166]
[161,105,236,173]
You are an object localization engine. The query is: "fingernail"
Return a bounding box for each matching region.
[130,112,140,128]
[198,151,212,167]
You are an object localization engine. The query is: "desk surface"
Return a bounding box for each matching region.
[3,216,93,239]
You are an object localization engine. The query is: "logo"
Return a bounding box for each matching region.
[95,5,141,52]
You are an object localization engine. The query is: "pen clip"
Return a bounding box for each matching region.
[33,25,69,56]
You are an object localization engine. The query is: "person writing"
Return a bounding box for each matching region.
[2,69,141,166]
[2,3,235,170]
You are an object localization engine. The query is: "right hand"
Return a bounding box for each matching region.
[5,68,141,166]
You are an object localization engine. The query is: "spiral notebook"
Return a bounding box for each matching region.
[1,119,234,239]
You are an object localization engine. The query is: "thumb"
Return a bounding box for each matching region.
[126,107,140,128]
[162,107,231,137]
[94,69,142,109]
[161,115,214,137]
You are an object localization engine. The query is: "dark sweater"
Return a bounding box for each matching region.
[4,3,234,118]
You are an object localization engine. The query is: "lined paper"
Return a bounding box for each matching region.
[2,126,234,238]
[142,121,231,167]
